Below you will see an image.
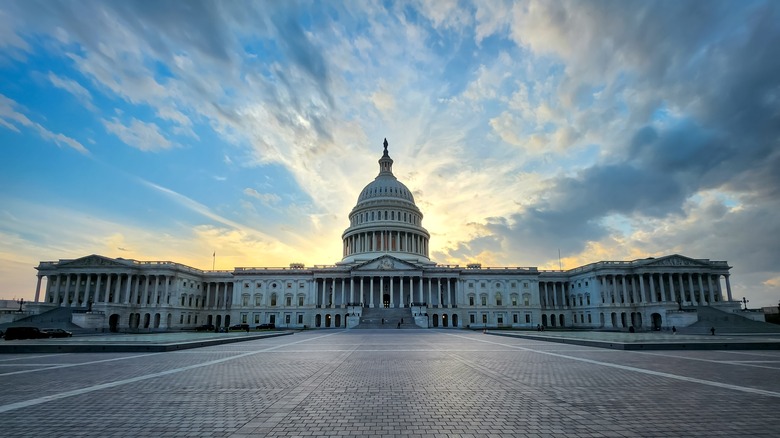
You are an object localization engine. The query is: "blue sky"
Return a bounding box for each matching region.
[1,0,779,308]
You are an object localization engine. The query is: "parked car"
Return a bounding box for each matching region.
[4,327,51,340]
[229,323,250,331]
[256,323,275,330]
[42,328,72,338]
[195,324,216,332]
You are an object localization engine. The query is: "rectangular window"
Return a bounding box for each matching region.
[470,314,475,324]
[241,313,248,323]
[497,315,503,324]
[481,296,487,306]
[469,296,475,306]
[298,296,304,306]
[242,296,249,306]
[482,314,487,323]
[297,314,303,324]
[285,314,291,324]
[286,296,292,306]
[254,314,260,324]
[512,296,518,306]
[525,314,531,323]
[255,295,262,306]
[513,314,518,324]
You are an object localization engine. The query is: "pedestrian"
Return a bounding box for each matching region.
[672,326,677,335]
[710,327,715,336]
[397,321,401,329]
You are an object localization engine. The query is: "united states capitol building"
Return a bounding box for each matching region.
[30,140,739,332]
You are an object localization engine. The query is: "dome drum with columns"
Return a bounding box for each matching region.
[23,138,743,333]
[340,138,432,266]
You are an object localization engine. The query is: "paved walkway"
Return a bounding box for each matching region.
[1,329,779,437]
[489,329,780,350]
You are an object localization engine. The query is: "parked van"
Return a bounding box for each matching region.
[4,327,50,340]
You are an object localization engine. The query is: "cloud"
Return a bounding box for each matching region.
[243,188,281,205]
[0,93,89,154]
[103,117,175,152]
[47,71,94,110]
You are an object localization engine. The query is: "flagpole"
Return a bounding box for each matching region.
[212,251,215,271]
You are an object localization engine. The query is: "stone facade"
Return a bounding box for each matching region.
[31,142,738,331]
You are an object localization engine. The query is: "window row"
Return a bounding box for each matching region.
[350,209,421,226]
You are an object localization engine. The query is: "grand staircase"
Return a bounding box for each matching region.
[355,306,417,329]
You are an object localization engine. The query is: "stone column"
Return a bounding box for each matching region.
[399,275,404,307]
[447,278,452,308]
[648,274,656,303]
[725,274,733,301]
[658,274,666,302]
[63,275,72,307]
[34,275,43,302]
[707,275,716,304]
[428,278,433,307]
[206,282,212,309]
[677,274,685,304]
[341,278,346,308]
[350,277,355,304]
[380,277,384,307]
[94,274,102,304]
[551,282,558,308]
[390,276,395,307]
[620,274,642,303]
[152,276,160,306]
[142,276,150,306]
[163,275,170,305]
[124,275,132,304]
[370,276,375,308]
[104,274,112,304]
[116,274,125,304]
[82,274,91,307]
[697,274,705,305]
[687,274,696,305]
[714,274,723,302]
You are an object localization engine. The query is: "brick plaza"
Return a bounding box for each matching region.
[1,330,779,437]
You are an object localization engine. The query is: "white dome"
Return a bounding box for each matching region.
[338,139,432,265]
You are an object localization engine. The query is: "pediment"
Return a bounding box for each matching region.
[352,255,422,272]
[639,254,708,268]
[58,254,131,268]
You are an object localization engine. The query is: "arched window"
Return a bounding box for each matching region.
[495,293,502,306]
[271,293,277,306]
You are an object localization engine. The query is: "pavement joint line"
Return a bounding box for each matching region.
[628,350,780,370]
[446,332,780,399]
[0,332,339,414]
[0,353,71,362]
[0,352,162,377]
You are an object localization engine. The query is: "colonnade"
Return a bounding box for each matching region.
[40,273,235,310]
[342,230,428,258]
[597,272,732,306]
[313,275,457,308]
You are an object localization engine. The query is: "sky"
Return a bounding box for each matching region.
[1,0,779,309]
